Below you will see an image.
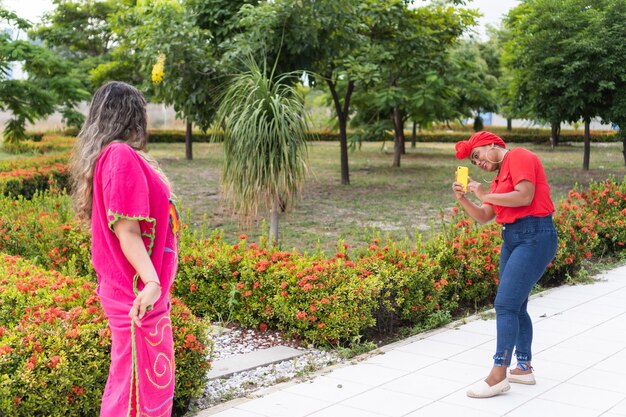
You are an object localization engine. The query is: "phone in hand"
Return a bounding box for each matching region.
[455,166,469,192]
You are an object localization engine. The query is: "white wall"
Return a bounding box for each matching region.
[470,112,618,131]
[0,103,187,132]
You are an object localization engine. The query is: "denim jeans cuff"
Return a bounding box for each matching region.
[515,352,531,363]
[493,351,509,366]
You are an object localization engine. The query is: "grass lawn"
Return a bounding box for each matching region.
[0,150,21,161]
[150,140,626,254]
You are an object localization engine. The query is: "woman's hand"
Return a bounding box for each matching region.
[112,218,163,327]
[466,179,487,201]
[129,281,162,327]
[452,181,467,201]
[451,177,496,225]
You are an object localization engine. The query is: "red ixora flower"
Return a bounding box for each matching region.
[48,355,62,369]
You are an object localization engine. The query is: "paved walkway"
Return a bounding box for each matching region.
[197,264,626,417]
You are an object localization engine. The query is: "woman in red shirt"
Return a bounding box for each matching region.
[452,131,558,398]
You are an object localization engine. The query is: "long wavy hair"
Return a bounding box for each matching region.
[70,81,169,222]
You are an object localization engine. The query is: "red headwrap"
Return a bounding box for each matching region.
[455,131,506,160]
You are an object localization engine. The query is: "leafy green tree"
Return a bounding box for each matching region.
[126,1,215,160]
[88,0,145,88]
[109,0,255,159]
[352,1,477,167]
[446,40,498,127]
[187,0,258,50]
[235,0,386,184]
[0,8,88,142]
[478,26,519,131]
[503,0,626,169]
[214,59,308,244]
[28,0,129,92]
[236,0,475,178]
[593,0,626,165]
[406,71,455,146]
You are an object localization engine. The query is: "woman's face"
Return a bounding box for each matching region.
[469,145,500,172]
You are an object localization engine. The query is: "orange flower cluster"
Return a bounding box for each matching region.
[0,252,211,416]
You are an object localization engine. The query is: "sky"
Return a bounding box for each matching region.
[467,0,521,38]
[3,0,53,23]
[4,0,520,36]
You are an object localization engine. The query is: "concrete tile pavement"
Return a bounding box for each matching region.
[196,264,626,417]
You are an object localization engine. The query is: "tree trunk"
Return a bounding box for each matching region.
[269,193,280,246]
[550,121,560,149]
[185,120,193,160]
[392,107,403,167]
[338,116,349,184]
[507,118,512,132]
[583,119,591,171]
[327,78,354,185]
[622,132,626,166]
[411,121,417,148]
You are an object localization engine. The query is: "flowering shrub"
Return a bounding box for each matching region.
[170,298,213,416]
[354,238,449,334]
[0,191,92,277]
[176,234,382,345]
[0,152,70,173]
[0,255,212,417]
[0,257,109,416]
[0,148,70,199]
[268,249,381,344]
[546,196,600,284]
[2,151,626,410]
[429,211,503,310]
[0,163,70,199]
[175,177,626,345]
[2,135,75,155]
[574,178,626,253]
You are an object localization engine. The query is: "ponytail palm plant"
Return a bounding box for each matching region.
[215,58,309,244]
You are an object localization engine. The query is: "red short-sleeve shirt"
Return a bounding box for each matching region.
[485,148,555,224]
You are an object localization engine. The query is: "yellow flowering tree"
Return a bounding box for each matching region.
[151,53,166,85]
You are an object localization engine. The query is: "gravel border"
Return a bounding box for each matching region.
[187,325,345,412]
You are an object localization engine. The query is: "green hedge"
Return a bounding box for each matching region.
[26,129,621,145]
[145,130,325,143]
[356,130,620,144]
[143,129,619,144]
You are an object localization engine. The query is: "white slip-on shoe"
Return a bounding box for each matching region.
[507,370,536,385]
[466,379,511,398]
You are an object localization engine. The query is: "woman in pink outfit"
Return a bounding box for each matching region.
[70,81,179,417]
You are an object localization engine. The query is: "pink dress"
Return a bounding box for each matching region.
[91,142,179,417]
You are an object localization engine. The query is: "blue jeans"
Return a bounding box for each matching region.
[493,215,558,367]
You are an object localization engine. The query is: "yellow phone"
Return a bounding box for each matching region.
[456,166,469,192]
